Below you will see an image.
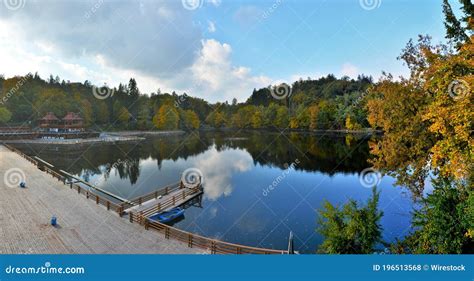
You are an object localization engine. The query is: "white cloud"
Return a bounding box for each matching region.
[340,63,359,78]
[0,2,274,103]
[191,146,253,201]
[207,0,222,7]
[207,20,216,33]
[185,39,272,102]
[0,1,201,77]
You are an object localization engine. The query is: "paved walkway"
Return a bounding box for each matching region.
[0,145,203,254]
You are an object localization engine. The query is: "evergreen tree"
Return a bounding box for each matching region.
[317,187,383,254]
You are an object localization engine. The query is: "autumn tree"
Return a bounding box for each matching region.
[274,105,289,128]
[153,105,179,130]
[180,109,200,130]
[367,34,473,194]
[251,106,264,128]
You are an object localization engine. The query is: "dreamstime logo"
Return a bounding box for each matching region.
[448,79,470,100]
[270,84,292,100]
[262,0,284,20]
[359,168,382,188]
[262,159,300,197]
[84,0,104,20]
[0,75,29,105]
[4,168,26,188]
[182,0,203,10]
[92,85,114,100]
[359,0,382,11]
[3,0,26,11]
[181,168,204,188]
[175,93,188,108]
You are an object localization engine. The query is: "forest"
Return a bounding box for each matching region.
[0,72,373,132]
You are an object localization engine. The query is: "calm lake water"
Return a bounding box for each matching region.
[14,131,416,253]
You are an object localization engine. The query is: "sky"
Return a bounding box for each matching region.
[0,0,456,102]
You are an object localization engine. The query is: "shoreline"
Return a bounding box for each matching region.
[1,130,186,145]
[0,128,378,145]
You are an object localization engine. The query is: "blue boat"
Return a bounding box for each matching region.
[149,208,184,223]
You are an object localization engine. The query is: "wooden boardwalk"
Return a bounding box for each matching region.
[0,145,204,254]
[125,183,204,214]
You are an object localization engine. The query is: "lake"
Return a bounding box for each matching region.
[14,131,415,253]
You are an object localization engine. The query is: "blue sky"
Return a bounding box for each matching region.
[0,0,456,102]
[196,0,446,80]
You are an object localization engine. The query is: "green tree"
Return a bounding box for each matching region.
[137,105,151,130]
[113,101,130,125]
[0,107,12,124]
[274,106,289,128]
[402,178,473,254]
[95,102,109,124]
[251,106,264,128]
[442,0,472,47]
[317,187,383,254]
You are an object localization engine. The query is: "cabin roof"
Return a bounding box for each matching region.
[62,112,83,121]
[40,112,59,121]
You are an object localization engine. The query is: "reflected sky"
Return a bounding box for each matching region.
[14,131,416,253]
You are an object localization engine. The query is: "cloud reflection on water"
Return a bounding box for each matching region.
[190,146,253,201]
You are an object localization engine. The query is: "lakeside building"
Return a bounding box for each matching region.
[38,112,84,133]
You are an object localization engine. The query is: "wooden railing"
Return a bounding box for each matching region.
[134,187,202,221]
[66,181,124,215]
[3,143,39,166]
[130,211,287,255]
[4,143,286,254]
[122,182,184,209]
[3,143,125,216]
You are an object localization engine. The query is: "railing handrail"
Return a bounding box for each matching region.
[125,182,182,206]
[138,187,201,217]
[130,212,287,254]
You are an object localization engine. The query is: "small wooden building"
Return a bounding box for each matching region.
[38,112,60,129]
[61,112,84,131]
[38,112,84,132]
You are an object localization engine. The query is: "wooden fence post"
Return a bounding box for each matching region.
[188,234,193,248]
[211,241,216,254]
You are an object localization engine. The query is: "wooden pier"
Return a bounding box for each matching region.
[124,181,204,215]
[1,143,288,255]
[0,144,203,254]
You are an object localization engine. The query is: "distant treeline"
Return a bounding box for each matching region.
[0,73,372,131]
